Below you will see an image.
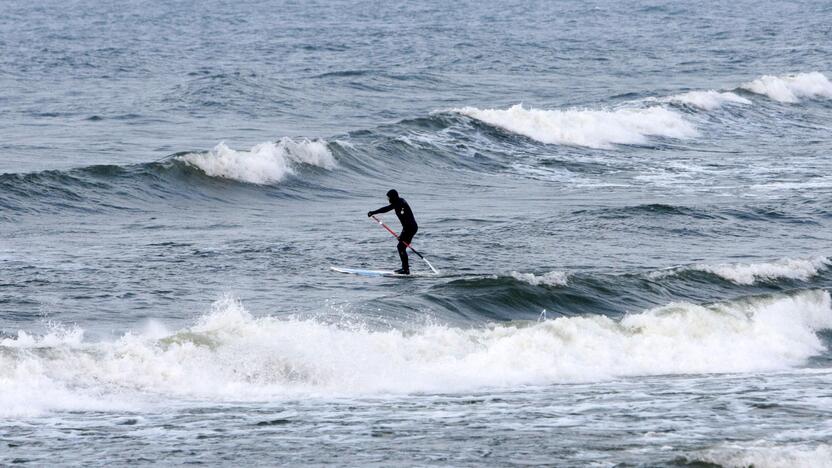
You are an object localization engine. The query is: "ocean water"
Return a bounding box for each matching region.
[2,0,832,465]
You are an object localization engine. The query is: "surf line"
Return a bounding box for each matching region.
[371,215,440,274]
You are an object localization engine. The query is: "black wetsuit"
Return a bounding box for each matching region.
[369,198,418,272]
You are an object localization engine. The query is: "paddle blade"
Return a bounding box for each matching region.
[422,256,440,275]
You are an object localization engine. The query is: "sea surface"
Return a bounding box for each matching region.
[2,0,832,466]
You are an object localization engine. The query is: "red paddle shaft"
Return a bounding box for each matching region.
[370,215,439,273]
[371,215,422,257]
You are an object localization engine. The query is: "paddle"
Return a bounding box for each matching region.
[370,215,440,274]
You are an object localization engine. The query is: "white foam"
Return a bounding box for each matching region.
[740,72,832,103]
[698,443,832,468]
[663,90,752,110]
[179,137,335,184]
[0,325,85,349]
[0,324,137,417]
[0,362,139,418]
[1,291,830,414]
[452,104,698,149]
[510,270,568,287]
[692,256,830,285]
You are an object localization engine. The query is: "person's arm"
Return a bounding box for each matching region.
[368,204,393,217]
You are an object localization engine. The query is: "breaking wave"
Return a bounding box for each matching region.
[510,270,569,287]
[1,290,830,416]
[691,443,832,468]
[740,71,832,103]
[178,138,336,184]
[451,104,698,149]
[654,256,831,285]
[661,90,752,110]
[446,72,829,150]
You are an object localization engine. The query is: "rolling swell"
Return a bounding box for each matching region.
[5,70,831,217]
[4,70,831,220]
[418,256,832,323]
[354,71,832,177]
[572,203,721,220]
[443,71,831,150]
[0,138,352,216]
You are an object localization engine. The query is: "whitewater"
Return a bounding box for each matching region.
[2,0,832,466]
[3,290,830,416]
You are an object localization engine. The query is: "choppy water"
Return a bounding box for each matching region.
[2,0,832,466]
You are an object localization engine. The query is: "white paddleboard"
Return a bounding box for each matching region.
[330,266,418,277]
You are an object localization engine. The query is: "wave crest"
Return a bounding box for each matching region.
[693,443,832,468]
[662,90,752,110]
[452,104,698,149]
[510,270,569,287]
[654,256,831,285]
[178,138,335,184]
[741,72,832,103]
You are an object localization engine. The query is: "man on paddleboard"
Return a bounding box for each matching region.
[368,189,418,275]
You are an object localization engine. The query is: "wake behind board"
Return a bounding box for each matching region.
[330,266,423,278]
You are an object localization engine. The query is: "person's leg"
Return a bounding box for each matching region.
[397,240,409,273]
[397,230,415,273]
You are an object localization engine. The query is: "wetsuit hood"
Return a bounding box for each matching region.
[386,189,399,202]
